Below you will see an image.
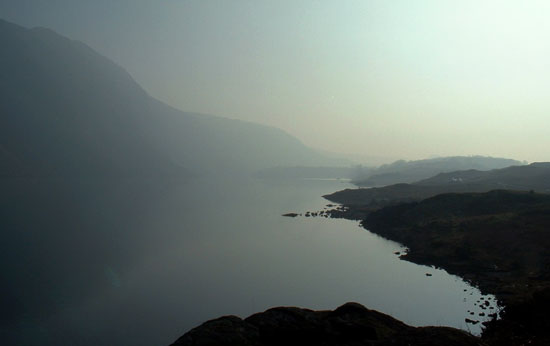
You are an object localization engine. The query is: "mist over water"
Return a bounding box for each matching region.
[1,177,496,345]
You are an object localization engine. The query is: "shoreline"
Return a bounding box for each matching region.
[322,189,550,345]
[170,188,550,346]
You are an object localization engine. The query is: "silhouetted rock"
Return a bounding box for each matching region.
[170,302,481,346]
[171,315,260,346]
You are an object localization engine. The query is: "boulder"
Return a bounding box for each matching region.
[170,302,481,346]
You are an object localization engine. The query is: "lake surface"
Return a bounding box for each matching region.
[0,177,498,345]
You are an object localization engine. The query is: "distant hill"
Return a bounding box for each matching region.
[416,162,550,190]
[353,156,524,187]
[325,162,550,206]
[0,19,341,178]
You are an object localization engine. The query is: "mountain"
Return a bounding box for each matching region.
[416,162,550,190]
[325,162,550,207]
[353,156,524,187]
[0,18,342,178]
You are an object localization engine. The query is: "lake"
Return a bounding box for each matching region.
[0,177,497,345]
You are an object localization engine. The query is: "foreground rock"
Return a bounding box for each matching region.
[171,302,481,346]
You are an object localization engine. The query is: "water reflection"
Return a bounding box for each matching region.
[0,177,497,345]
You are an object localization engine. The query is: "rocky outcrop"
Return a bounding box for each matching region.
[170,302,481,346]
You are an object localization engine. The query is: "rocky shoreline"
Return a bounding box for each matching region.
[322,190,550,303]
[321,189,550,345]
[170,189,550,345]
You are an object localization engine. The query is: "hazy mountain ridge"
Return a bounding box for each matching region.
[0,18,340,178]
[417,162,550,190]
[325,162,550,207]
[353,156,524,187]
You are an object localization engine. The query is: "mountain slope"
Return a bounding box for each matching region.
[416,162,550,191]
[353,156,523,187]
[0,18,340,177]
[325,162,550,206]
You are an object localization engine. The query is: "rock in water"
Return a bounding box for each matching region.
[282,213,299,217]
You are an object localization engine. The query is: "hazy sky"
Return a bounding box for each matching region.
[2,0,550,163]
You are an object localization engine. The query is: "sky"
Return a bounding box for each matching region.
[2,0,550,163]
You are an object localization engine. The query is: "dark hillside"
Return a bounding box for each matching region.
[355,190,550,346]
[353,156,523,187]
[325,162,550,207]
[0,18,341,178]
[363,190,550,302]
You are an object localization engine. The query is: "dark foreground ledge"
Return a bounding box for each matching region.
[170,302,480,346]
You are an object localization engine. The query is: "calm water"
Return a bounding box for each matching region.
[0,177,497,345]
